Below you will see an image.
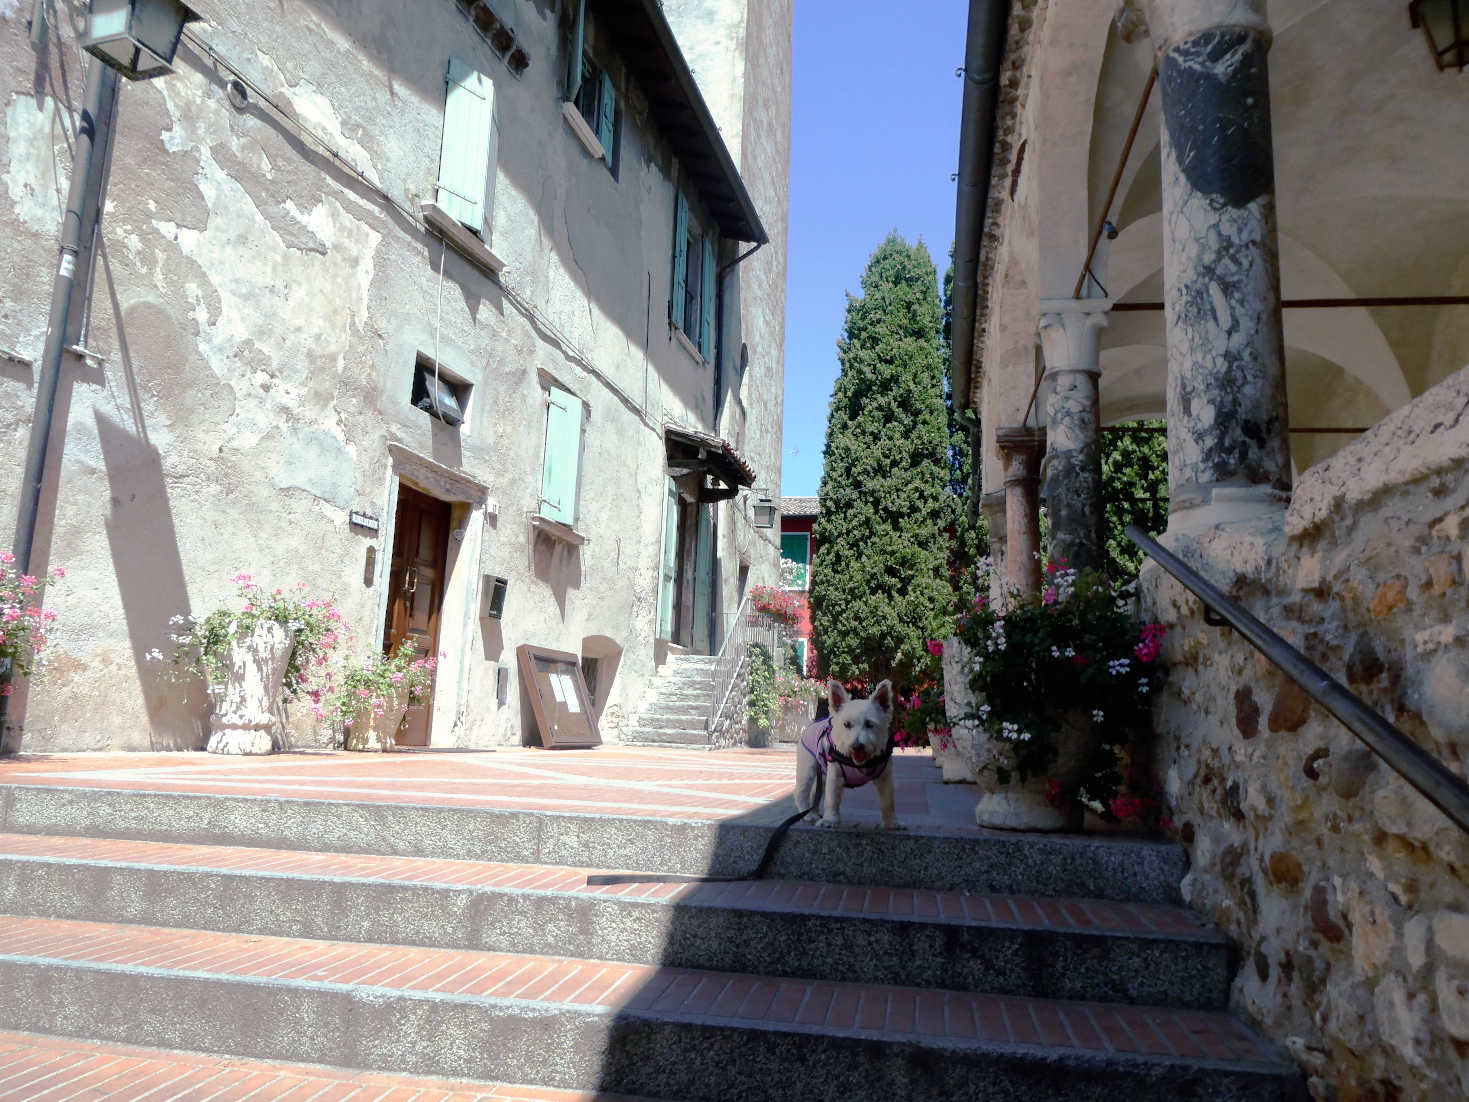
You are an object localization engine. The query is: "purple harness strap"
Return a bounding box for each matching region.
[799,719,888,789]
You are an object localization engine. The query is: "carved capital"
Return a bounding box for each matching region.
[1037,299,1109,377]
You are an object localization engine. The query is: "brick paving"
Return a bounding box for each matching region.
[0,915,1273,1064]
[0,833,1208,937]
[0,1030,650,1101]
[0,746,974,829]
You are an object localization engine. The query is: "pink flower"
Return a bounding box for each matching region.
[925,639,943,656]
[53,567,65,578]
[0,684,10,696]
[1042,586,1058,606]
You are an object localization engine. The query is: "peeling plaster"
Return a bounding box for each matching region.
[4,93,63,235]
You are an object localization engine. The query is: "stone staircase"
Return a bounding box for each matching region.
[0,777,1307,1100]
[622,654,724,748]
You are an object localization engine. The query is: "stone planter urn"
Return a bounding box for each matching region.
[967,709,1095,832]
[774,698,814,744]
[936,636,979,782]
[206,621,295,755]
[344,689,408,752]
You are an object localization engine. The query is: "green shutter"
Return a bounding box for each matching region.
[699,237,716,359]
[438,58,495,235]
[597,71,615,168]
[657,477,679,637]
[567,0,585,101]
[671,192,688,331]
[781,533,810,590]
[540,386,583,525]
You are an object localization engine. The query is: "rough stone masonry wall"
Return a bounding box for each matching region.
[1142,366,1469,1101]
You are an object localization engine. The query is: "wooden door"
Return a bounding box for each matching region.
[383,484,451,746]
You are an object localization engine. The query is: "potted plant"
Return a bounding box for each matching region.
[159,574,345,755]
[749,584,803,632]
[945,559,1166,831]
[321,641,438,752]
[0,554,63,700]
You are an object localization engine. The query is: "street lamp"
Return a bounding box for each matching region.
[751,493,777,529]
[81,0,201,81]
[1409,0,1468,72]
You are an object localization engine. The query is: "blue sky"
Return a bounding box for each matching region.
[779,0,969,497]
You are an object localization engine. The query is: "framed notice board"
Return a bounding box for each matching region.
[517,644,601,749]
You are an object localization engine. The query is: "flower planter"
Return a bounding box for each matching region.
[343,689,408,752]
[206,621,295,755]
[773,698,813,744]
[968,709,1094,832]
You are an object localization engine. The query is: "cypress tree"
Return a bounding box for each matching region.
[810,234,953,686]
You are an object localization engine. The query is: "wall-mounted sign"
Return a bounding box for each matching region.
[349,511,380,533]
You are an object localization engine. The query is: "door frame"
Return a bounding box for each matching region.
[374,443,490,746]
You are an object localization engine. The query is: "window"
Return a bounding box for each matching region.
[539,385,585,527]
[436,58,498,237]
[564,0,616,170]
[412,358,470,427]
[672,191,716,360]
[781,532,810,590]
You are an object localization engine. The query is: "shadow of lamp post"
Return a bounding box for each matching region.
[2,0,200,751]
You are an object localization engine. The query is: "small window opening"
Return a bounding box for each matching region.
[412,357,470,427]
[581,655,600,707]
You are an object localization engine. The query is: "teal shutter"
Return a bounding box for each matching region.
[540,386,583,525]
[699,237,716,359]
[657,478,679,638]
[437,58,495,235]
[597,71,615,168]
[671,193,688,330]
[780,533,810,590]
[567,0,585,101]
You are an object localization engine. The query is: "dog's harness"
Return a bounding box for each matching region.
[800,718,894,788]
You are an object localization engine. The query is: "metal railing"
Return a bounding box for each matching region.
[1126,524,1469,834]
[706,594,786,736]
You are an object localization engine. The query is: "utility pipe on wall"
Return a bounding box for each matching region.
[3,60,118,746]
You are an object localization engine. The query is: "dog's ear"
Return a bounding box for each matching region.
[828,680,849,711]
[871,679,894,715]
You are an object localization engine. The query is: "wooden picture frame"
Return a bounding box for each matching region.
[517,644,601,749]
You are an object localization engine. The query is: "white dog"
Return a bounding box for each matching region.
[795,679,899,829]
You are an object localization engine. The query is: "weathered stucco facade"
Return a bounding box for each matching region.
[0,0,791,751]
[951,0,1469,1096]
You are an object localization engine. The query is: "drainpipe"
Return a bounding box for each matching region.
[949,0,1011,412]
[2,60,118,749]
[709,238,763,658]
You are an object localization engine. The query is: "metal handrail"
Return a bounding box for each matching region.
[1126,525,1469,834]
[706,594,783,735]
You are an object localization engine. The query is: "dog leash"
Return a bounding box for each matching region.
[584,727,896,887]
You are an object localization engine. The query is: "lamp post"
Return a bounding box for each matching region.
[2,0,199,751]
[1409,0,1468,71]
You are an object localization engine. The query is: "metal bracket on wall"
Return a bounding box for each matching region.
[1202,605,1232,630]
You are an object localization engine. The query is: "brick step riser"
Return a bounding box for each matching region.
[0,787,1186,903]
[0,961,1301,1102]
[0,860,1232,1009]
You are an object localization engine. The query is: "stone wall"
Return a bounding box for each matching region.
[1142,366,1469,1101]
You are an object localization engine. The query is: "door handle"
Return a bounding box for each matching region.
[405,566,418,595]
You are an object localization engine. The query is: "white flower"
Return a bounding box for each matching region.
[145,648,164,661]
[1050,646,1060,659]
[1138,679,1151,695]
[1064,648,1076,658]
[169,614,185,625]
[1092,709,1105,723]
[1108,658,1131,676]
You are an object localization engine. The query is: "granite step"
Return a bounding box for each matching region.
[0,916,1302,1102]
[0,784,1190,903]
[0,1029,658,1102]
[0,834,1233,1009]
[619,727,714,747]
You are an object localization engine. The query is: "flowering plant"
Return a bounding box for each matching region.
[948,558,1166,823]
[0,554,63,692]
[318,641,438,732]
[157,574,345,700]
[749,585,803,630]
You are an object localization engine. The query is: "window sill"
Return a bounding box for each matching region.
[561,101,606,161]
[672,326,706,365]
[532,513,588,546]
[421,202,506,277]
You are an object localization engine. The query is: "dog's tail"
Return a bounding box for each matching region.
[585,797,817,887]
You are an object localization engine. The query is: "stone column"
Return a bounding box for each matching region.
[979,489,1007,592]
[1037,300,1109,571]
[995,427,1046,596]
[1144,0,1291,528]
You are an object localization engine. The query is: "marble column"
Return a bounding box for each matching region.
[1144,0,1291,528]
[1037,300,1108,572]
[995,427,1046,596]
